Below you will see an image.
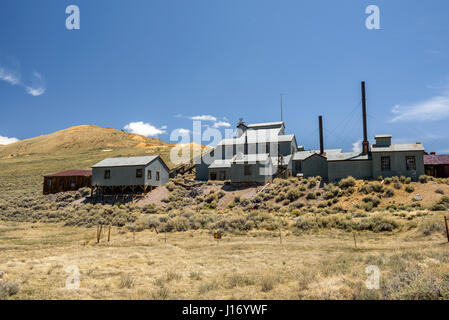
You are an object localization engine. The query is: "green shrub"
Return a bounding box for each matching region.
[306,192,316,200]
[0,281,19,299]
[286,189,300,202]
[405,185,415,193]
[435,188,445,195]
[419,175,429,183]
[384,188,395,198]
[338,177,356,189]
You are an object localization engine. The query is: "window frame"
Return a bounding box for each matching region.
[136,169,143,178]
[156,171,160,181]
[104,170,111,179]
[244,165,252,176]
[406,156,416,171]
[148,170,152,180]
[381,156,391,171]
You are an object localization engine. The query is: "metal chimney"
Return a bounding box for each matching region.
[361,81,369,154]
[318,115,324,155]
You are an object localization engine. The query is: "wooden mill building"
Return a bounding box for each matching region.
[91,155,169,194]
[43,170,92,195]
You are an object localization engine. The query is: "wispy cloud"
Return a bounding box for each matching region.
[123,121,166,137]
[352,140,362,153]
[25,71,46,96]
[0,61,45,96]
[390,94,449,122]
[0,135,19,145]
[0,67,20,85]
[190,115,217,122]
[213,121,231,128]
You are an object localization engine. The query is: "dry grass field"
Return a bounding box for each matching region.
[1,125,449,300]
[1,221,449,300]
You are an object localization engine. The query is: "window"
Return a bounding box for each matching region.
[381,156,391,171]
[219,171,226,180]
[148,170,152,179]
[244,165,252,176]
[156,171,160,181]
[136,169,143,178]
[295,161,302,172]
[104,170,111,179]
[71,178,76,188]
[406,156,416,171]
[266,143,270,154]
[210,172,217,180]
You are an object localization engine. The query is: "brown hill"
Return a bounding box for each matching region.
[0,125,176,158]
[0,125,209,188]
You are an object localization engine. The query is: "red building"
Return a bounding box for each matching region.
[43,170,92,195]
[424,153,449,178]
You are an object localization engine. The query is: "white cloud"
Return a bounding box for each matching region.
[124,121,166,137]
[190,115,217,122]
[0,64,45,96]
[0,135,19,145]
[25,71,45,96]
[213,121,231,128]
[352,140,362,153]
[391,94,449,122]
[177,128,190,135]
[0,67,20,85]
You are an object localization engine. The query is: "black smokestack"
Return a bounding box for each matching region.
[318,115,324,155]
[361,81,369,154]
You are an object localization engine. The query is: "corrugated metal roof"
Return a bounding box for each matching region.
[209,159,232,169]
[293,151,319,161]
[375,134,392,139]
[232,153,271,164]
[44,170,92,177]
[92,155,159,168]
[247,121,284,128]
[327,152,371,161]
[217,130,294,146]
[424,154,449,165]
[371,143,424,152]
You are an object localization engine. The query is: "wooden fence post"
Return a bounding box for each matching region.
[108,225,111,242]
[444,216,449,243]
[353,233,357,248]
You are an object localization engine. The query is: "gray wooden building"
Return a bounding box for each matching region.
[196,121,297,183]
[92,155,169,194]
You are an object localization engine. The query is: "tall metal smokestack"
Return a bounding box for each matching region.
[361,81,369,154]
[318,115,324,155]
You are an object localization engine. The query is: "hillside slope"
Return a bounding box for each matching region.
[0,125,175,158]
[0,125,206,194]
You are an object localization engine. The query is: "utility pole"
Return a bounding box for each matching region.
[280,93,283,123]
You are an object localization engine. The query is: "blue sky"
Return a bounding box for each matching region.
[0,0,448,152]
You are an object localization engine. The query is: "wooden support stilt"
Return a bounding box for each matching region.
[108,225,111,242]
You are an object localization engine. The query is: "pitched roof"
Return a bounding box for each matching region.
[424,154,449,165]
[293,150,320,161]
[246,121,284,129]
[327,152,371,161]
[92,155,160,168]
[231,153,271,164]
[217,130,294,146]
[209,159,232,169]
[371,143,424,152]
[44,170,92,177]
